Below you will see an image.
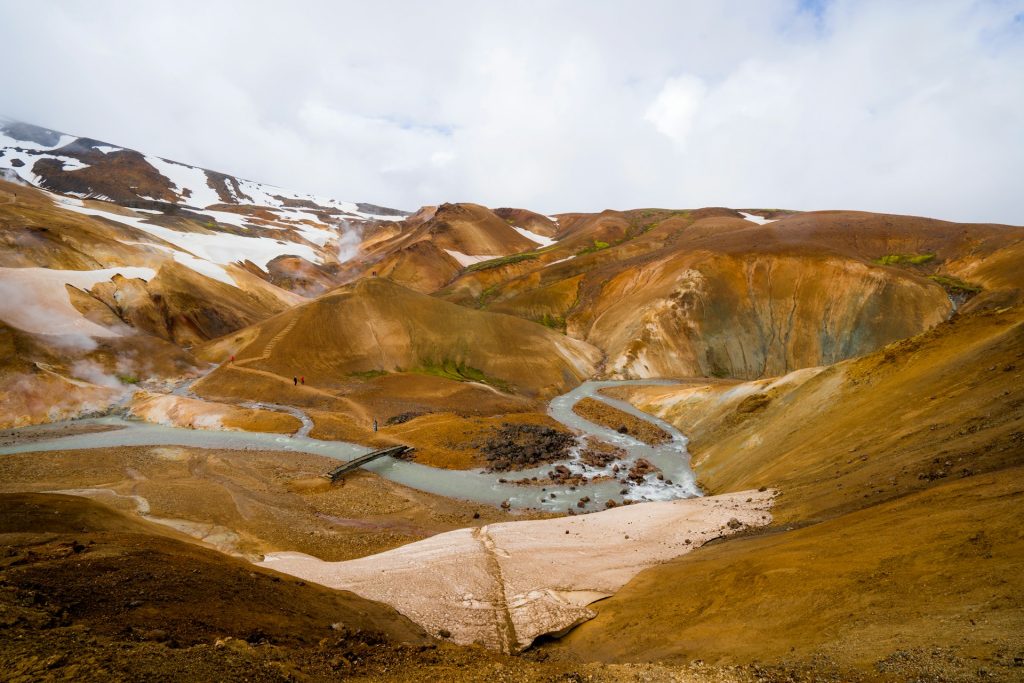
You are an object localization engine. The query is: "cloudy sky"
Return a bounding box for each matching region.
[1,0,1022,222]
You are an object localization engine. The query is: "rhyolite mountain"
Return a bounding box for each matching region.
[1,119,1023,681]
[2,119,1022,427]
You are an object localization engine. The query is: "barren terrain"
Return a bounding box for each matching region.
[2,119,1022,681]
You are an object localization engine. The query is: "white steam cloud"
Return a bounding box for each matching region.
[69,359,125,389]
[336,219,362,264]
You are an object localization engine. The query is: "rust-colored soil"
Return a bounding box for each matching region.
[0,492,426,643]
[572,396,671,445]
[552,470,1024,680]
[441,208,1023,381]
[0,445,520,562]
[385,412,573,470]
[197,278,600,400]
[547,301,1024,680]
[0,492,432,680]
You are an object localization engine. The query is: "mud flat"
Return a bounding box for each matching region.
[0,421,123,448]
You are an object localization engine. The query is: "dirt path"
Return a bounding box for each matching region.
[222,364,372,422]
[234,316,299,366]
[472,525,518,652]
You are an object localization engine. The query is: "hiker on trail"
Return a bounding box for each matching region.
[301,376,305,385]
[293,376,298,386]
[373,418,378,432]
[229,354,235,363]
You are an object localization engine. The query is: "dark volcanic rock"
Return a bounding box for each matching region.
[483,423,575,472]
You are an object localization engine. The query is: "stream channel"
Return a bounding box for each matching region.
[0,380,700,510]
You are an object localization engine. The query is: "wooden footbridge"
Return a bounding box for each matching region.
[323,445,414,483]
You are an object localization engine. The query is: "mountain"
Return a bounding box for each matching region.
[437,208,1023,379]
[549,277,1024,669]
[0,120,409,426]
[3,118,1021,427]
[0,118,412,299]
[2,118,1024,681]
[339,202,557,293]
[195,276,601,402]
[0,119,407,220]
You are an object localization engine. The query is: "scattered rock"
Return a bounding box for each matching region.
[483,423,575,471]
[385,411,425,426]
[627,458,660,483]
[579,441,626,468]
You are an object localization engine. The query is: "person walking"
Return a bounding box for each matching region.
[293,376,298,386]
[300,376,305,385]
[373,418,378,432]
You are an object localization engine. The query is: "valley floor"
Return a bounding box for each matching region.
[1,306,1021,681]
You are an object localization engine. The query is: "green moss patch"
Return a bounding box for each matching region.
[464,252,539,273]
[414,361,510,391]
[875,253,936,266]
[929,275,982,295]
[349,369,388,379]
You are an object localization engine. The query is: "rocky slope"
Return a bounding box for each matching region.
[547,286,1024,677]
[442,208,1023,379]
[341,202,552,293]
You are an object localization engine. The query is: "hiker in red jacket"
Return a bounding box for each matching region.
[300,376,305,385]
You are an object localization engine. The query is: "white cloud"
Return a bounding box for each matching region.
[0,0,1021,223]
[645,75,707,148]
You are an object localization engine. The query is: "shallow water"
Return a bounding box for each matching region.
[0,380,698,511]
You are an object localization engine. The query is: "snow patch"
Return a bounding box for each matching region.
[199,209,254,229]
[444,250,494,267]
[512,226,556,247]
[739,212,776,225]
[59,201,318,275]
[144,155,221,209]
[0,266,156,337]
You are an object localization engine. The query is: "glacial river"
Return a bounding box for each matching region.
[0,380,699,510]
